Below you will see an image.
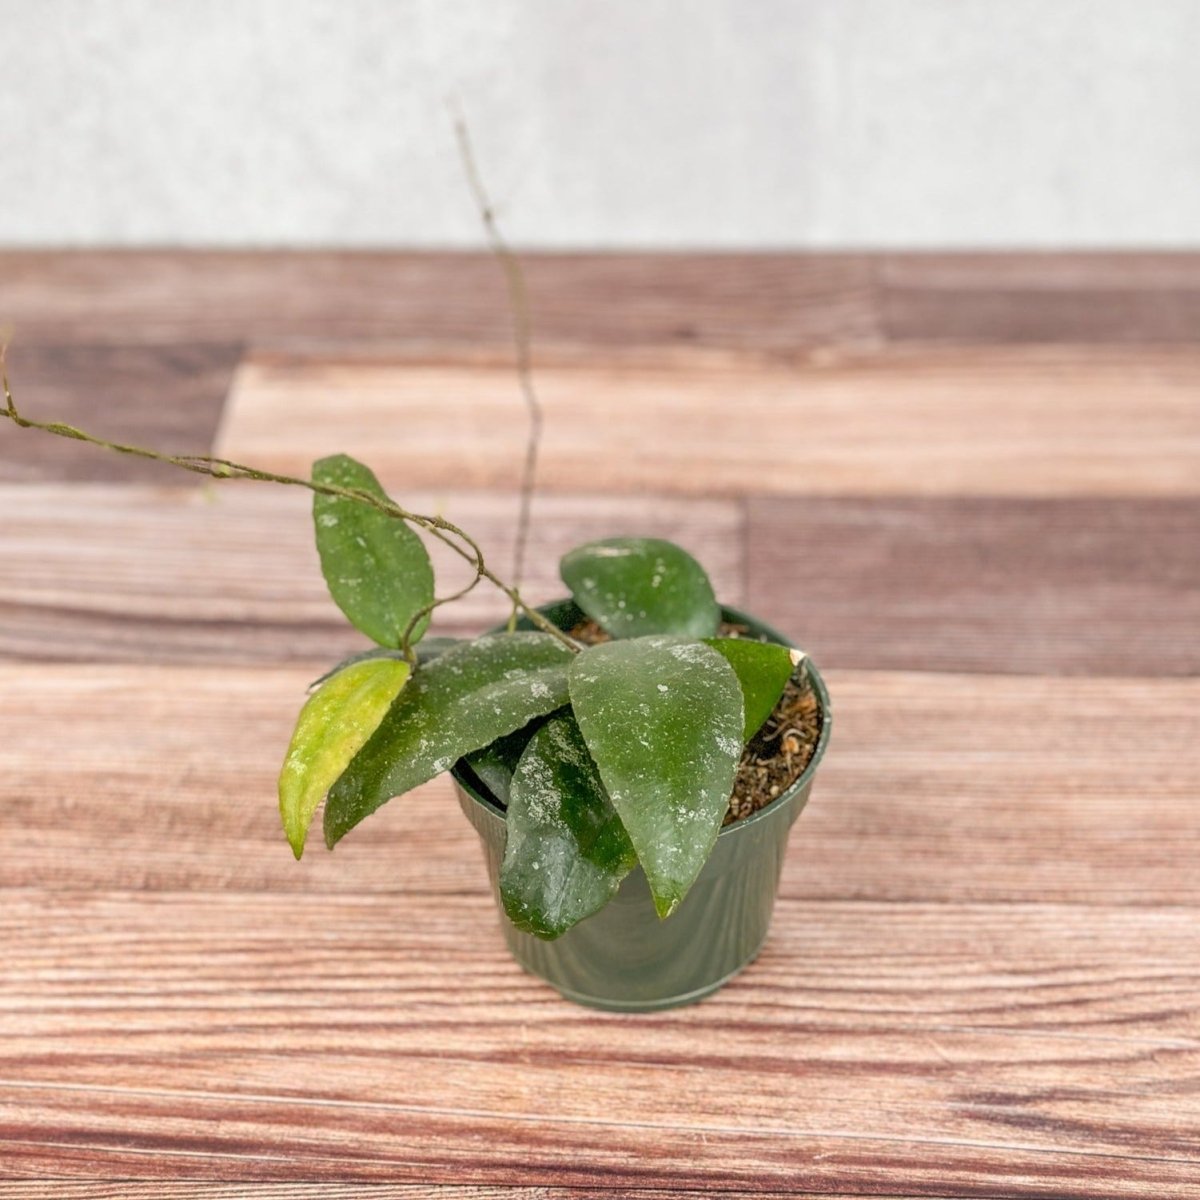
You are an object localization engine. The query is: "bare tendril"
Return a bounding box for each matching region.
[398,559,485,656]
[0,345,578,657]
[452,106,542,601]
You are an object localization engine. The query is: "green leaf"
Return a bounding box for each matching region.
[500,714,638,939]
[560,537,720,639]
[279,656,411,859]
[313,454,435,648]
[325,632,574,847]
[568,636,744,918]
[412,636,463,665]
[464,721,544,808]
[703,638,796,742]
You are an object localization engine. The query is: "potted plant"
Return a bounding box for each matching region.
[2,372,830,1015]
[2,118,833,1009]
[268,453,834,1010]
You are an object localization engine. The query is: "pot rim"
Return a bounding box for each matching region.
[451,601,833,838]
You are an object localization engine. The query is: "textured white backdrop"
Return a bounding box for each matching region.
[2,0,1196,247]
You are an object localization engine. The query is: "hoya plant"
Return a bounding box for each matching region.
[281,454,803,939]
[1,351,810,948]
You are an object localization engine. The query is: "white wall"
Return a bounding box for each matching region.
[2,0,1197,248]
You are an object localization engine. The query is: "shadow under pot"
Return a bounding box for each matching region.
[452,601,833,1013]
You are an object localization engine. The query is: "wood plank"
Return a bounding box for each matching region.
[4,1119,1190,1200]
[0,251,879,353]
[8,252,1200,356]
[0,344,241,483]
[0,1190,855,1200]
[881,253,1200,344]
[216,348,1200,498]
[0,1190,854,1200]
[0,485,743,664]
[2,1187,778,1200]
[0,891,1196,1194]
[746,496,1200,676]
[1,666,1195,904]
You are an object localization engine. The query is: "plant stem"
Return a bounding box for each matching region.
[0,352,578,654]
[453,109,542,594]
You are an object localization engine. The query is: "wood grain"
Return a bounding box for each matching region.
[881,253,1200,344]
[0,251,879,353]
[216,348,1200,497]
[1,1182,881,1200]
[7,252,1200,356]
[746,496,1200,676]
[0,1190,848,1200]
[3,1190,534,1199]
[5,486,1196,678]
[0,485,743,664]
[5,251,1200,1196]
[0,343,240,483]
[1,665,1195,905]
[0,890,1197,1194]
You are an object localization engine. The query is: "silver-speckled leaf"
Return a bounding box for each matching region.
[500,714,637,940]
[464,721,544,808]
[324,632,574,847]
[568,636,744,918]
[313,454,435,648]
[560,537,720,639]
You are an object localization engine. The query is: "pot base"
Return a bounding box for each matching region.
[516,934,770,1013]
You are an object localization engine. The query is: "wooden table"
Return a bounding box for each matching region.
[0,253,1198,1198]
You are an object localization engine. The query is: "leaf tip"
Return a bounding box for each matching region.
[322,815,342,851]
[278,785,308,860]
[312,452,352,477]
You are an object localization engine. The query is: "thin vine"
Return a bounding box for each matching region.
[1,117,557,660]
[0,347,578,661]
[452,107,542,598]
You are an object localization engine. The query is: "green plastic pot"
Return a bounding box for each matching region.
[452,601,832,1012]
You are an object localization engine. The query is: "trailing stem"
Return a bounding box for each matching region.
[452,109,542,597]
[1,118,555,658]
[0,348,578,656]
